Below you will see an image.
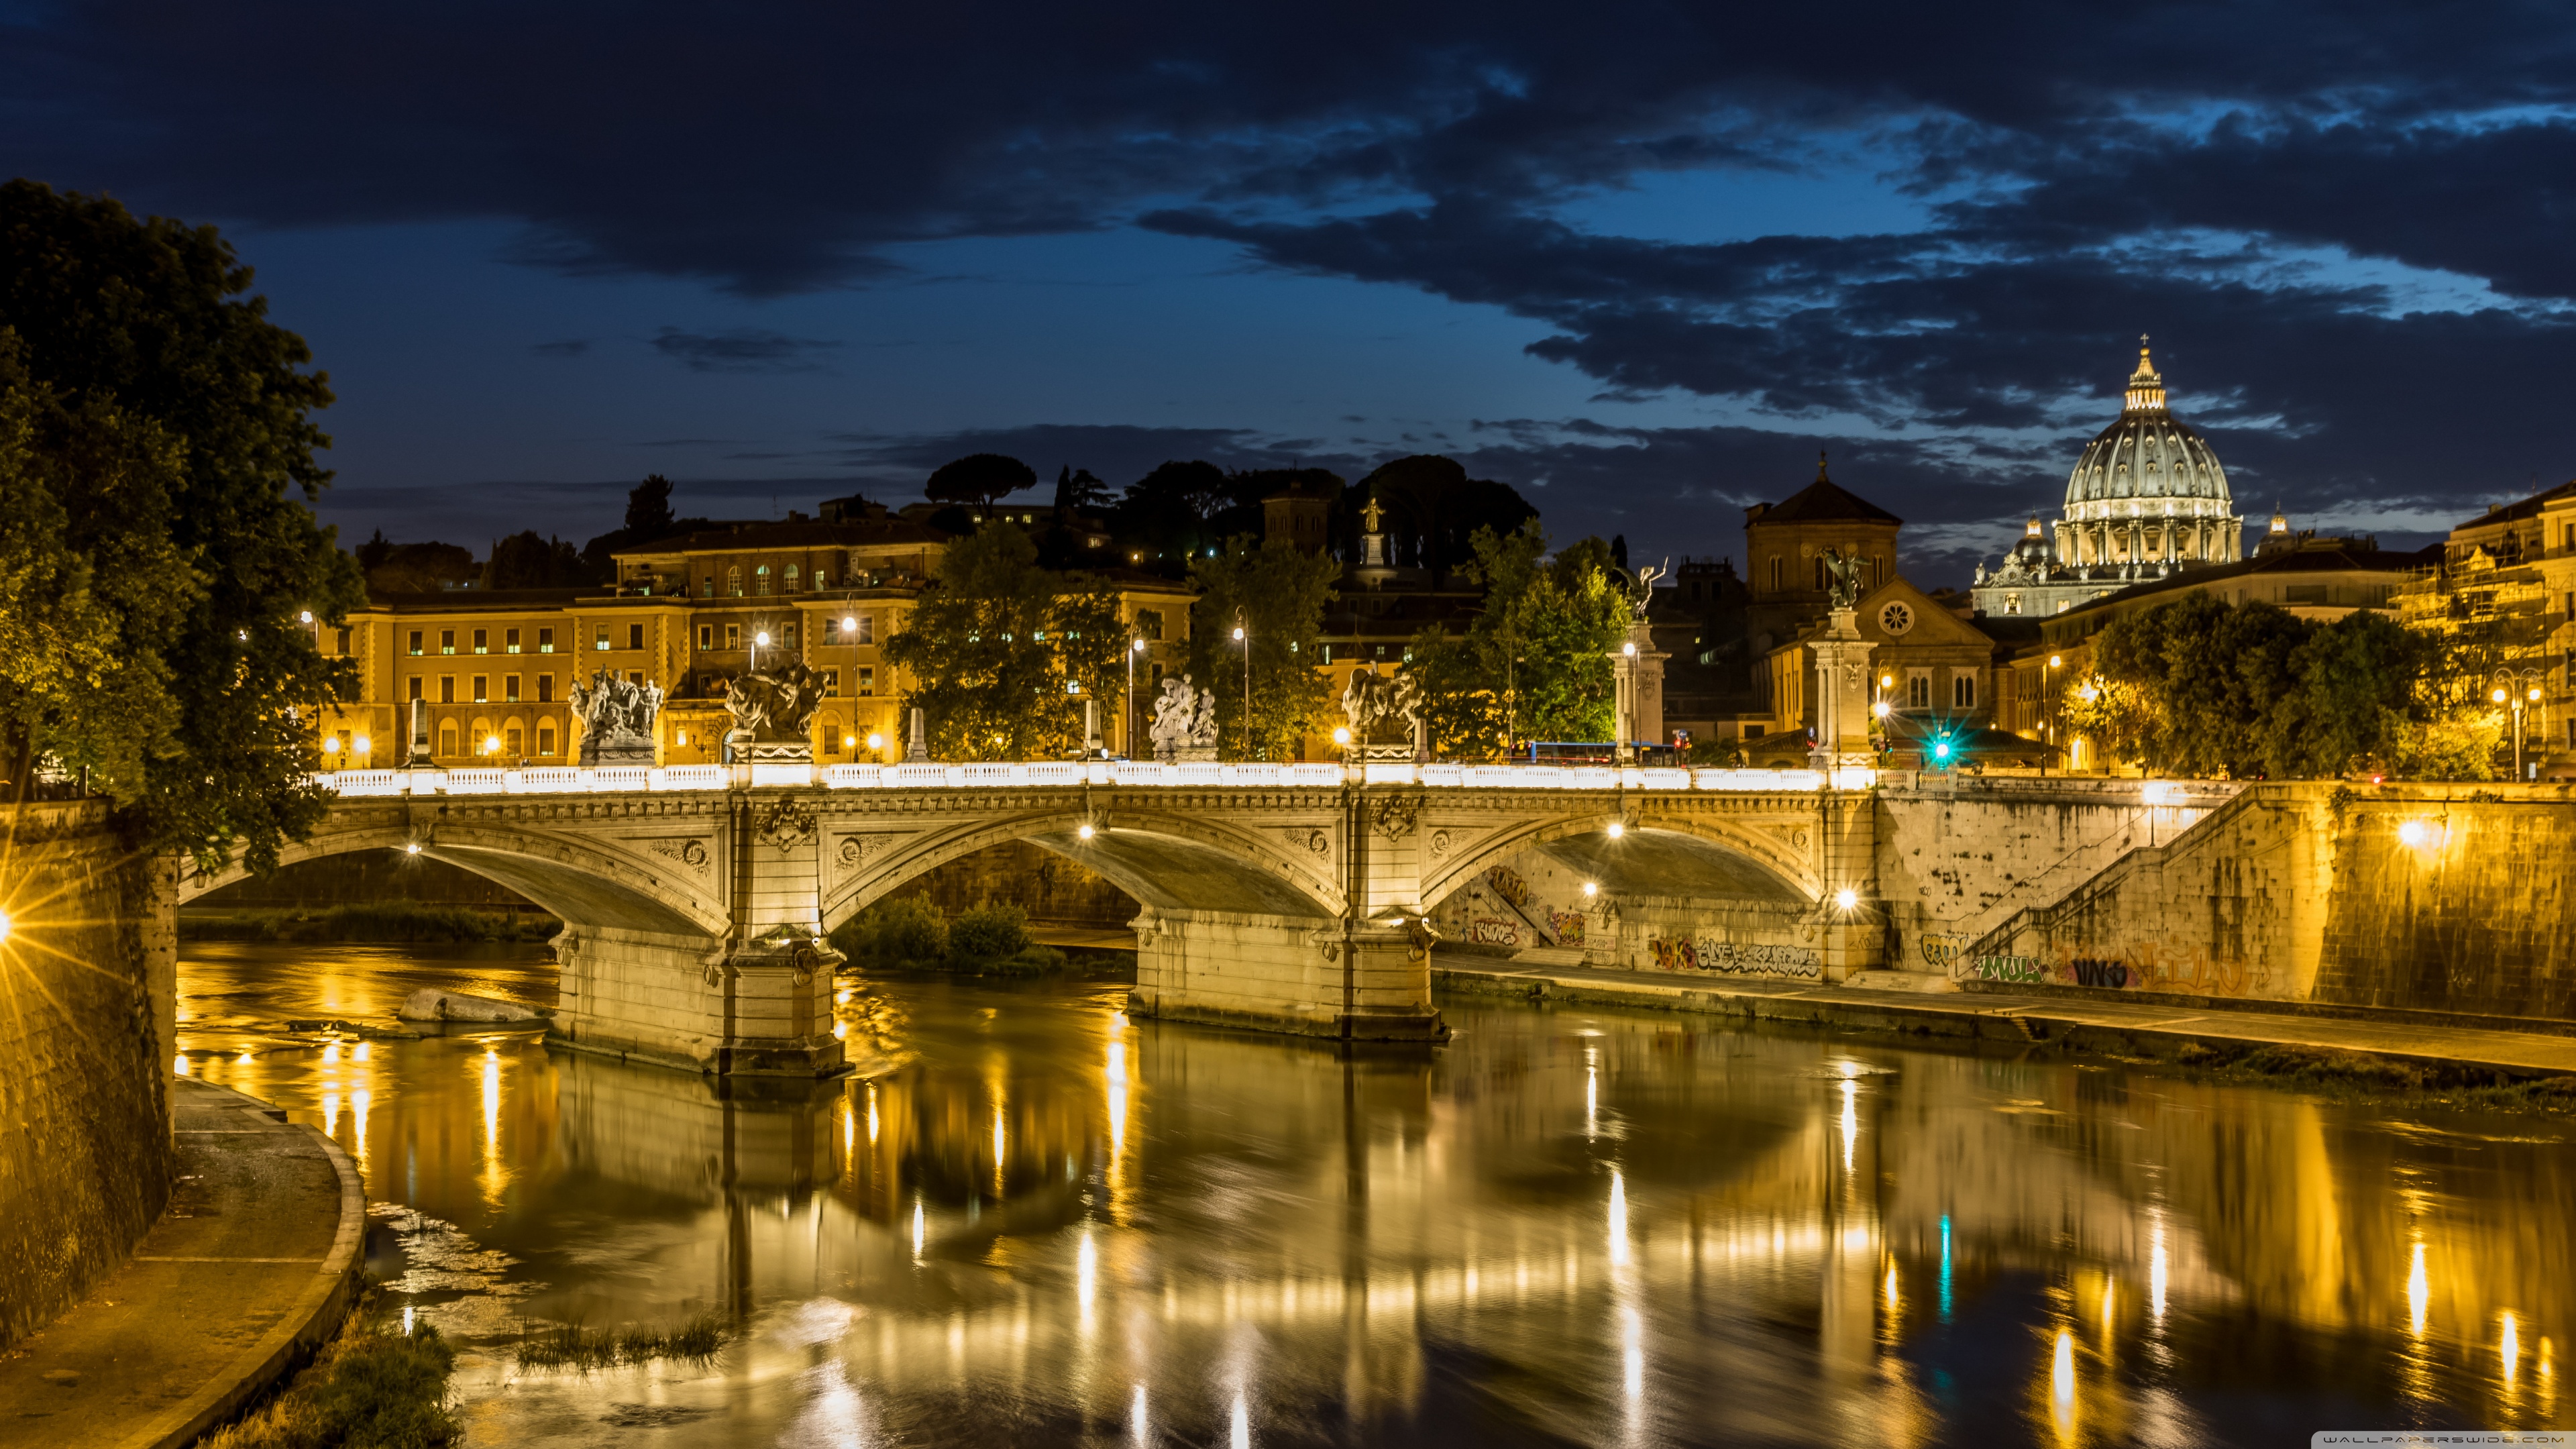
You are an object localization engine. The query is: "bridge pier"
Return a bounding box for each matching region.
[551,925,846,1076]
[1127,908,1447,1041]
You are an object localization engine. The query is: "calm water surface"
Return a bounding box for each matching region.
[175,942,2572,1446]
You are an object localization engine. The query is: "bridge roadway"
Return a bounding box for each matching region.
[180,761,1882,1075]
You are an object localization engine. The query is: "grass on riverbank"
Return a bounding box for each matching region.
[182,903,558,945]
[202,1285,458,1449]
[514,1313,727,1371]
[2172,1042,2576,1113]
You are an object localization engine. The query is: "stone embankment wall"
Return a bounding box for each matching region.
[0,803,176,1350]
[1960,782,2576,1019]
[1874,777,2245,980]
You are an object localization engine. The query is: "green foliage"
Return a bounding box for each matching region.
[515,1313,727,1371]
[0,180,365,872]
[204,1318,458,1449]
[2080,593,2498,779]
[884,523,1122,759]
[1185,536,1338,759]
[484,530,595,589]
[0,333,195,804]
[829,896,949,967]
[948,901,1032,961]
[1407,521,1627,757]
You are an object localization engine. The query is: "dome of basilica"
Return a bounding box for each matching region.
[2051,339,2243,569]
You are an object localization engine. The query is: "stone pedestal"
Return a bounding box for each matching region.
[1612,621,1669,759]
[1807,607,1876,774]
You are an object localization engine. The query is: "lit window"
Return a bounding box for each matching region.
[538,627,555,653]
[505,675,521,704]
[506,627,521,654]
[440,630,455,655]
[473,676,488,703]
[594,629,610,652]
[474,629,488,655]
[407,630,423,657]
[538,724,557,756]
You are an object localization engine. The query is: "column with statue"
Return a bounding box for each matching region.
[1609,559,1670,763]
[1806,547,1877,775]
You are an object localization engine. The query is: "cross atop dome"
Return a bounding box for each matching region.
[2124,334,2166,413]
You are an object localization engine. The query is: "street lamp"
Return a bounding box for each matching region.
[1127,637,1146,757]
[1232,610,1250,759]
[2043,653,2064,776]
[751,629,771,672]
[2493,669,2545,780]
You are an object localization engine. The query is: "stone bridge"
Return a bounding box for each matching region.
[179,761,1883,1075]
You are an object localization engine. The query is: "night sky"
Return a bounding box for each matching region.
[7,3,2573,582]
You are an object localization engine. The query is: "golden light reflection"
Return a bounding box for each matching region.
[1078,1230,1098,1324]
[1105,1021,1132,1222]
[321,1042,339,1065]
[1621,1303,1644,1401]
[352,1088,372,1171]
[867,1083,880,1144]
[1130,1385,1148,1444]
[323,1090,340,1138]
[2503,1311,2522,1385]
[912,1199,925,1259]
[1839,1077,1858,1173]
[1608,1168,1629,1267]
[2050,1328,2077,1444]
[478,1047,505,1207]
[354,1041,372,1063]
[174,1053,189,1076]
[2150,1227,2168,1320]
[1885,1263,1899,1316]
[2408,1242,2430,1336]
[1585,1059,1599,1136]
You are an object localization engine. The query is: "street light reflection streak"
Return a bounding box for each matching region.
[2408,1242,2429,1336]
[1608,1169,1629,1267]
[2051,1328,2076,1443]
[1839,1078,1858,1173]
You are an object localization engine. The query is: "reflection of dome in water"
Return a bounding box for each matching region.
[2053,339,2243,568]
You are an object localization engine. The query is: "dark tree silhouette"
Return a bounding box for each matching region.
[925,453,1036,516]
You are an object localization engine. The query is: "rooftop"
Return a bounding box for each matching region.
[1746,455,1904,527]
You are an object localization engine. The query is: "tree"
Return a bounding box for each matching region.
[627,473,676,535]
[1405,521,1627,757]
[0,333,196,806]
[924,453,1036,517]
[0,182,362,871]
[1052,465,1110,515]
[1186,537,1338,759]
[580,474,706,578]
[1110,460,1232,564]
[2262,610,2426,778]
[883,523,1120,760]
[1354,454,1536,574]
[364,541,478,594]
[484,531,589,590]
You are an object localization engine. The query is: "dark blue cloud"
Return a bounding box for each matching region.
[650,327,840,373]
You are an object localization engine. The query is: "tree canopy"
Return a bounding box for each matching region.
[883,523,1120,760]
[1405,521,1627,757]
[0,181,362,869]
[1185,537,1338,759]
[2063,593,2498,780]
[1354,454,1536,575]
[924,453,1037,515]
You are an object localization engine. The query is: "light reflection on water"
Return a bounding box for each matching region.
[173,941,2575,1446]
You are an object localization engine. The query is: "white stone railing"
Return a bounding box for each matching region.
[313,761,1855,796]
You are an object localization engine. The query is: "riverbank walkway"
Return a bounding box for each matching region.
[0,1079,364,1449]
[1434,959,2576,1078]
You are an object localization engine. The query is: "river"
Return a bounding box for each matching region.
[174,941,2571,1446]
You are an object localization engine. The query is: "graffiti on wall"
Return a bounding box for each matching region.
[1468,917,1521,947]
[1919,933,1964,974]
[1550,911,1587,946]
[1649,937,1822,978]
[1485,867,1536,909]
[1963,945,2273,996]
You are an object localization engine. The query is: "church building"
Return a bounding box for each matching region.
[1971,339,2245,617]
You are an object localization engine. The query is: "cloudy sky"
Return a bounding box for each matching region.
[7,1,2573,580]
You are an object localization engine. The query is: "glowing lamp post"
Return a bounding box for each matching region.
[1232,612,1250,759]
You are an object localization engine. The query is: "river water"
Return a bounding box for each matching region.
[174,942,2571,1447]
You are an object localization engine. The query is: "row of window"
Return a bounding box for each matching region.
[1879,673,1977,710]
[407,625,645,656]
[399,665,877,705]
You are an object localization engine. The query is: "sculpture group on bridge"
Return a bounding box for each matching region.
[1340,663,1426,761]
[569,669,664,766]
[724,663,828,762]
[1147,675,1221,763]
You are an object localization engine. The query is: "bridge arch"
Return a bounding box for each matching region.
[178,806,729,942]
[821,806,1341,930]
[1420,806,1817,911]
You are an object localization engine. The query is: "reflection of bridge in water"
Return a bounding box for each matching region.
[523,996,2573,1441]
[181,762,1878,1075]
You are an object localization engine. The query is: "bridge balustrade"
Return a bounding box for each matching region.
[307,761,1864,796]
